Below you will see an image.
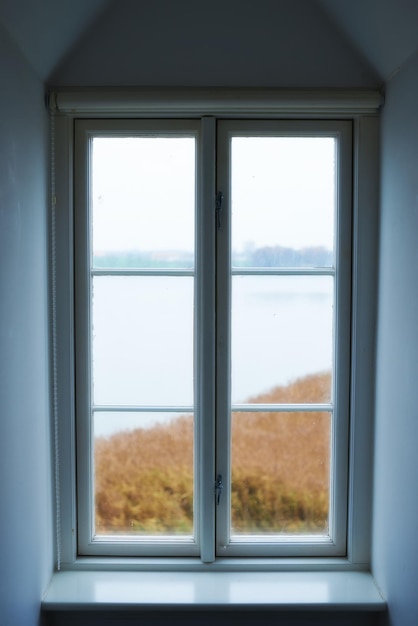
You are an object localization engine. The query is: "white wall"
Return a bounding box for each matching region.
[0,24,53,626]
[372,50,418,626]
[0,1,387,624]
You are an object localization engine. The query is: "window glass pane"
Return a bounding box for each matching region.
[231,137,335,268]
[91,137,195,269]
[92,276,194,406]
[231,275,333,404]
[94,411,194,536]
[231,411,330,536]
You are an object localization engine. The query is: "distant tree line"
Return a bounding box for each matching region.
[93,246,333,270]
[240,245,333,268]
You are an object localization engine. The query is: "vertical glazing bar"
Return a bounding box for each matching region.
[329,124,352,553]
[198,117,217,562]
[215,123,232,552]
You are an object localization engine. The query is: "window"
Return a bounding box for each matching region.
[73,117,351,560]
[51,89,380,567]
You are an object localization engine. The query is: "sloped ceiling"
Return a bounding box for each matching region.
[0,0,112,80]
[47,0,379,88]
[0,0,417,85]
[317,0,418,81]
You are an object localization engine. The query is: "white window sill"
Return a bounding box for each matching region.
[42,570,386,613]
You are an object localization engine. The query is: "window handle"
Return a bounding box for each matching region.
[215,474,223,505]
[216,191,223,229]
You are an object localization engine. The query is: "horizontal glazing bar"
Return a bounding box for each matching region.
[229,534,333,544]
[91,269,194,277]
[231,404,332,412]
[93,405,194,412]
[92,536,196,544]
[231,268,335,276]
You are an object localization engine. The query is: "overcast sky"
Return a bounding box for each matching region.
[91,135,335,256]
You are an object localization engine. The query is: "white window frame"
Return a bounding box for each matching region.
[215,120,351,559]
[74,120,203,558]
[50,88,380,570]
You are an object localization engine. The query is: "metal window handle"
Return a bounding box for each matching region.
[216,191,223,229]
[215,474,223,505]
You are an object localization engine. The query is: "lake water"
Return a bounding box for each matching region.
[92,275,333,437]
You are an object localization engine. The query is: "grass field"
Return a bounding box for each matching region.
[94,371,331,535]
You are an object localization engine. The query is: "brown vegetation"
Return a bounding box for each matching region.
[94,371,331,536]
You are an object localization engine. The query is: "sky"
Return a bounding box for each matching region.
[91,135,336,256]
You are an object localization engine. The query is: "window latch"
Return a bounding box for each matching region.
[216,191,223,229]
[214,474,223,505]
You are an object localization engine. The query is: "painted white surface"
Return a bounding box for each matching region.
[43,571,385,611]
[3,0,418,87]
[0,0,112,79]
[318,0,418,81]
[49,0,379,87]
[0,22,53,626]
[372,49,418,626]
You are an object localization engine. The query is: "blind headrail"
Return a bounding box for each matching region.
[47,88,383,116]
